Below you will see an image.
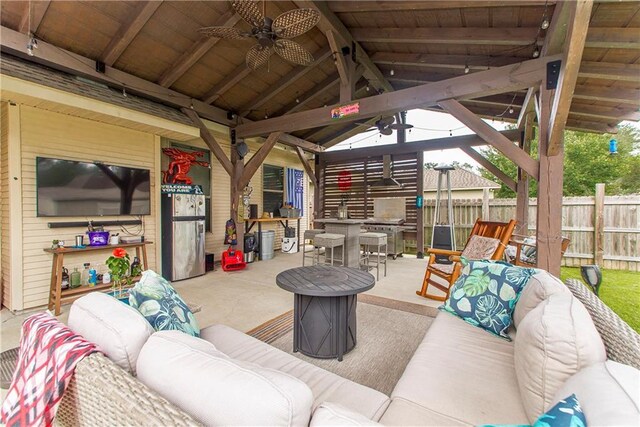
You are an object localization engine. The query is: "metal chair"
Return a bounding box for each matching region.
[508,236,571,267]
[417,219,516,301]
[314,233,345,266]
[302,229,325,266]
[359,232,388,281]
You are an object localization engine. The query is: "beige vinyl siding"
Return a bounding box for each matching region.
[1,102,10,308]
[19,106,159,309]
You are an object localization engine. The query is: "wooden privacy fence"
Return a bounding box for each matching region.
[406,194,640,271]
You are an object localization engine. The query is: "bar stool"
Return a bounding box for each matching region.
[302,229,325,266]
[359,232,388,281]
[314,233,345,266]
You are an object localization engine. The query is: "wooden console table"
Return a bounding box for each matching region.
[45,242,151,315]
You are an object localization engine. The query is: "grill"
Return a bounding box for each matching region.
[362,219,405,259]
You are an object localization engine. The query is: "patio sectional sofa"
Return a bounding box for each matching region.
[56,271,640,426]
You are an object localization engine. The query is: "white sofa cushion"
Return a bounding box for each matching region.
[553,361,640,426]
[310,403,381,426]
[379,398,471,426]
[387,312,528,425]
[513,270,569,328]
[137,331,314,426]
[67,292,154,375]
[200,324,390,421]
[514,292,607,422]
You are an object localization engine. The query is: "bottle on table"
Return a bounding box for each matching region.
[130,256,141,277]
[81,263,91,286]
[88,265,97,287]
[61,267,70,290]
[70,267,81,288]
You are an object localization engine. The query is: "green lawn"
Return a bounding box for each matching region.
[561,267,640,333]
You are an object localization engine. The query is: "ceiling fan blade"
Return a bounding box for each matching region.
[272,8,320,39]
[246,44,273,70]
[389,123,414,130]
[381,128,394,136]
[378,116,396,127]
[231,0,264,28]
[198,26,251,40]
[273,39,314,66]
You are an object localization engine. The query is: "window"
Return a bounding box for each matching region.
[263,164,284,216]
[170,142,212,231]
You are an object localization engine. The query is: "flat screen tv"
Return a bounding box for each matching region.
[36,157,151,217]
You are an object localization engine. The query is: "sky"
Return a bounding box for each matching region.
[330,109,639,171]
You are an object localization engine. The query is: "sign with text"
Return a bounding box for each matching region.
[161,184,204,194]
[330,102,360,120]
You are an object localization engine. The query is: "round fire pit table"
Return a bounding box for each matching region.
[276,265,375,361]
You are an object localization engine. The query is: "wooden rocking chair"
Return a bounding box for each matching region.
[416,218,517,301]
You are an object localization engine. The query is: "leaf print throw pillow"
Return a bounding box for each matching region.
[440,258,537,340]
[129,270,200,337]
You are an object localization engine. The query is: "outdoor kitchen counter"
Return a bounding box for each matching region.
[314,219,365,268]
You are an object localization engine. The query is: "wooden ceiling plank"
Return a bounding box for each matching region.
[295,146,318,186]
[238,46,332,117]
[353,27,540,45]
[277,74,340,115]
[579,61,640,82]
[439,99,539,179]
[320,129,522,163]
[241,132,282,188]
[329,1,553,13]
[573,85,640,104]
[547,1,595,156]
[586,28,640,49]
[565,119,617,134]
[236,55,558,138]
[460,146,517,192]
[157,11,240,88]
[294,1,394,93]
[182,107,233,176]
[101,1,162,66]
[569,104,640,121]
[18,0,50,34]
[371,52,523,70]
[0,26,321,156]
[202,63,252,104]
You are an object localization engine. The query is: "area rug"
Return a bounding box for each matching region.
[247,295,438,395]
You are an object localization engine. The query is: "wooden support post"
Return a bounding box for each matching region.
[314,156,323,225]
[536,85,564,276]
[482,188,490,220]
[326,30,356,102]
[416,151,425,258]
[594,183,605,266]
[230,137,244,250]
[516,114,534,235]
[459,146,517,192]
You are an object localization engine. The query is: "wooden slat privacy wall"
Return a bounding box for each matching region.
[320,154,418,231]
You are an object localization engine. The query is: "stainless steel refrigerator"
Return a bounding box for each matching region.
[161,190,206,281]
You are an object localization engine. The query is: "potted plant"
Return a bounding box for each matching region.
[105,248,131,301]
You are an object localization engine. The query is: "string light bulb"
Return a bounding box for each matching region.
[464,64,470,74]
[365,84,370,92]
[295,97,300,103]
[26,35,37,56]
[509,107,514,114]
[532,47,540,58]
[390,69,395,76]
[541,18,550,30]
[122,87,127,98]
[264,113,269,119]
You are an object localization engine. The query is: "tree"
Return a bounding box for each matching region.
[478,125,640,197]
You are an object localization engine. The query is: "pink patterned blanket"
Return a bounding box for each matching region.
[1,312,98,427]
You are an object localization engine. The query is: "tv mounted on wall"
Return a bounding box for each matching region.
[36,157,151,217]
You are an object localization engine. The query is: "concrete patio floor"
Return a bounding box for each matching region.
[1,250,441,352]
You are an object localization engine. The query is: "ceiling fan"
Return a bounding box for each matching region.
[357,115,414,136]
[198,0,320,70]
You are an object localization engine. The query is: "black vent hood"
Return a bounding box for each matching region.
[370,155,403,188]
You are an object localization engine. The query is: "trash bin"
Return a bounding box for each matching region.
[258,230,275,260]
[244,233,257,263]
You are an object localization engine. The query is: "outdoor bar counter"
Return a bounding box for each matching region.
[313,219,364,268]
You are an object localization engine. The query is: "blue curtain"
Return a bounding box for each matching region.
[286,168,304,215]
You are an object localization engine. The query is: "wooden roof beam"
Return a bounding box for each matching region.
[18,0,50,34]
[319,129,522,163]
[238,46,332,117]
[202,63,252,105]
[276,74,340,116]
[240,132,282,188]
[459,146,517,192]
[294,1,394,94]
[329,1,554,12]
[439,99,539,179]
[295,147,318,187]
[548,0,598,156]
[157,11,240,88]
[236,55,559,138]
[182,108,233,176]
[101,1,162,66]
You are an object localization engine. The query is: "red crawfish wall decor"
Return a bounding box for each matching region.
[161,148,210,185]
